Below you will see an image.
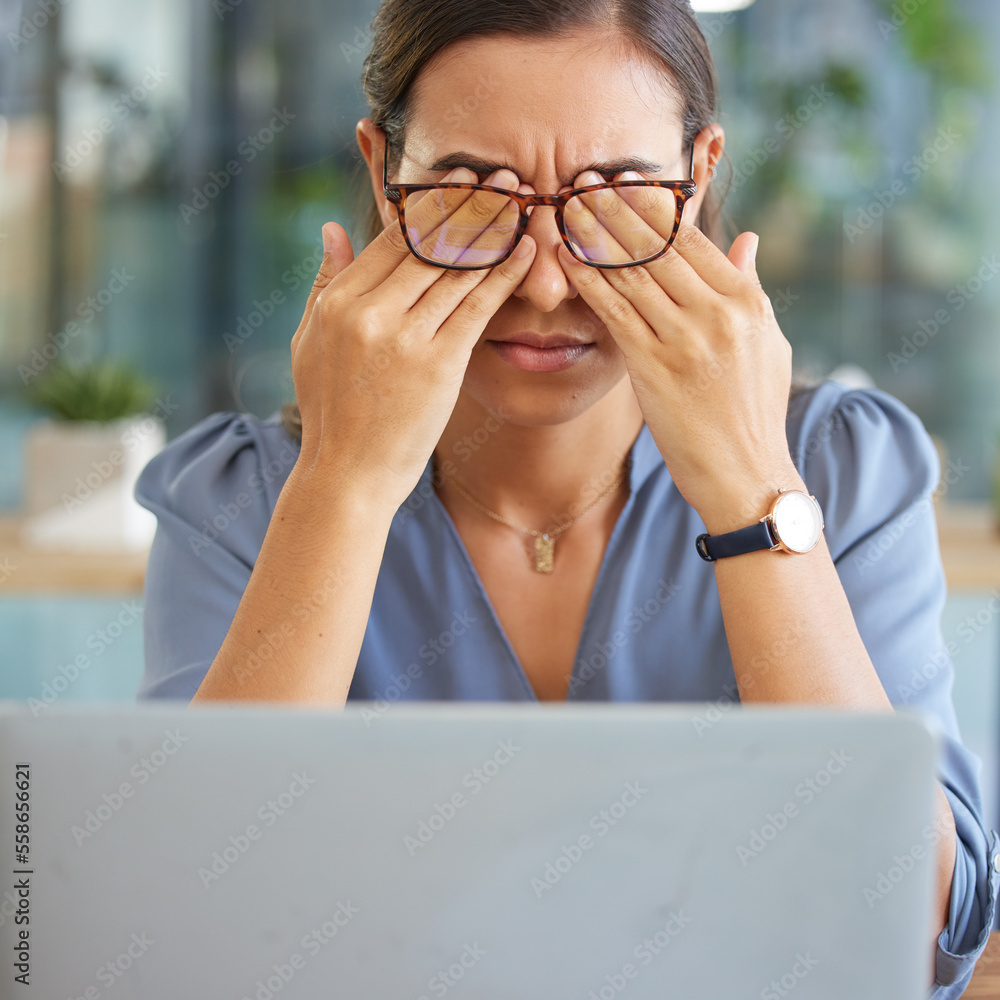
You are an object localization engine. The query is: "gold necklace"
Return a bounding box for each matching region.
[433,452,632,573]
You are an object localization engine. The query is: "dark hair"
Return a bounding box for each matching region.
[282,0,729,442]
[364,0,725,244]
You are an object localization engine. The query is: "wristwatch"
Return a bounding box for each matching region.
[695,489,824,562]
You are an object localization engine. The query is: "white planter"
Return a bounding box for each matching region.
[21,414,166,552]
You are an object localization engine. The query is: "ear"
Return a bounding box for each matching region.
[356,117,399,231]
[682,123,726,226]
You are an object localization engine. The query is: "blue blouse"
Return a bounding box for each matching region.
[134,378,999,995]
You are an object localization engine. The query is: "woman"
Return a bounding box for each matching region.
[134,0,998,993]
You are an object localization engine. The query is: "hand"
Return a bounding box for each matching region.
[555,174,803,534]
[289,168,536,512]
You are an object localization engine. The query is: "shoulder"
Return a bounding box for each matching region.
[785,379,941,557]
[134,409,300,527]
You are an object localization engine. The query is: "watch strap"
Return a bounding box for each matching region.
[695,519,776,562]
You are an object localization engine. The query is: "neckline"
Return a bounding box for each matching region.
[423,427,650,702]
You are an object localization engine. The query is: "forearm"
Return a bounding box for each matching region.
[704,473,955,973]
[190,464,397,705]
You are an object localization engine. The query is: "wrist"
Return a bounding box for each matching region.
[281,460,401,528]
[695,465,808,536]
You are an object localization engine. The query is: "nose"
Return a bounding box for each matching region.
[510,186,579,311]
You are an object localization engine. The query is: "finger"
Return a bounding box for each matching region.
[405,169,521,267]
[555,244,658,352]
[334,167,483,299]
[304,222,355,313]
[728,232,762,287]
[431,235,538,351]
[649,221,745,297]
[563,191,632,265]
[579,250,686,340]
[366,168,524,316]
[566,169,679,265]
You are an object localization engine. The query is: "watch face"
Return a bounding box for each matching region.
[771,491,822,553]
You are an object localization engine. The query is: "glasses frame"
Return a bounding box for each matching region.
[382,143,698,271]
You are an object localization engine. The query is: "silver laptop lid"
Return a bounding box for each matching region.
[0,702,938,999]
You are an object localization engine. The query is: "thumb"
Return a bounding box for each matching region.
[307,221,355,304]
[728,232,761,287]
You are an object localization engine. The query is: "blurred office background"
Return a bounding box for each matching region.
[1,0,999,878]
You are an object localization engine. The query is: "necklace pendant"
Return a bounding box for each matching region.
[533,533,555,573]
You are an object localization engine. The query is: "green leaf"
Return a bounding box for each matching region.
[29,361,158,423]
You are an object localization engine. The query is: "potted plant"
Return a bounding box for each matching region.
[21,361,169,551]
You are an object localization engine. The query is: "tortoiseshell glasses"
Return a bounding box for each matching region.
[382,144,697,270]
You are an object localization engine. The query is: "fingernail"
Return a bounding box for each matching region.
[514,237,533,258]
[749,234,760,261]
[322,224,335,255]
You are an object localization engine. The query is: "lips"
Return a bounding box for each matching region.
[489,332,593,349]
[487,339,595,373]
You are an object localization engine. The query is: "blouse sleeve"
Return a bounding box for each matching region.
[790,381,1000,998]
[132,411,299,700]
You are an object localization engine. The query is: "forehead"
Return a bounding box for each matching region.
[406,30,684,179]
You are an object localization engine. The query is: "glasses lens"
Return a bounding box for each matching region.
[564,184,679,265]
[403,186,519,267]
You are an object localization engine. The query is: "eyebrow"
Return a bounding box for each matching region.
[425,151,665,184]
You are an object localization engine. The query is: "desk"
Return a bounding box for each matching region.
[1,502,999,594]
[0,515,147,593]
[967,931,1000,997]
[936,502,1000,591]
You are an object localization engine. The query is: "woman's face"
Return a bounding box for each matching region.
[360,29,722,427]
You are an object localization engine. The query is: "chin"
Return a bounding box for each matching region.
[459,353,627,428]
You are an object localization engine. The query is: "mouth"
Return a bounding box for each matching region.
[489,332,592,349]
[486,334,596,373]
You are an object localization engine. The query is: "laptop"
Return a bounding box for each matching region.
[0,702,939,998]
